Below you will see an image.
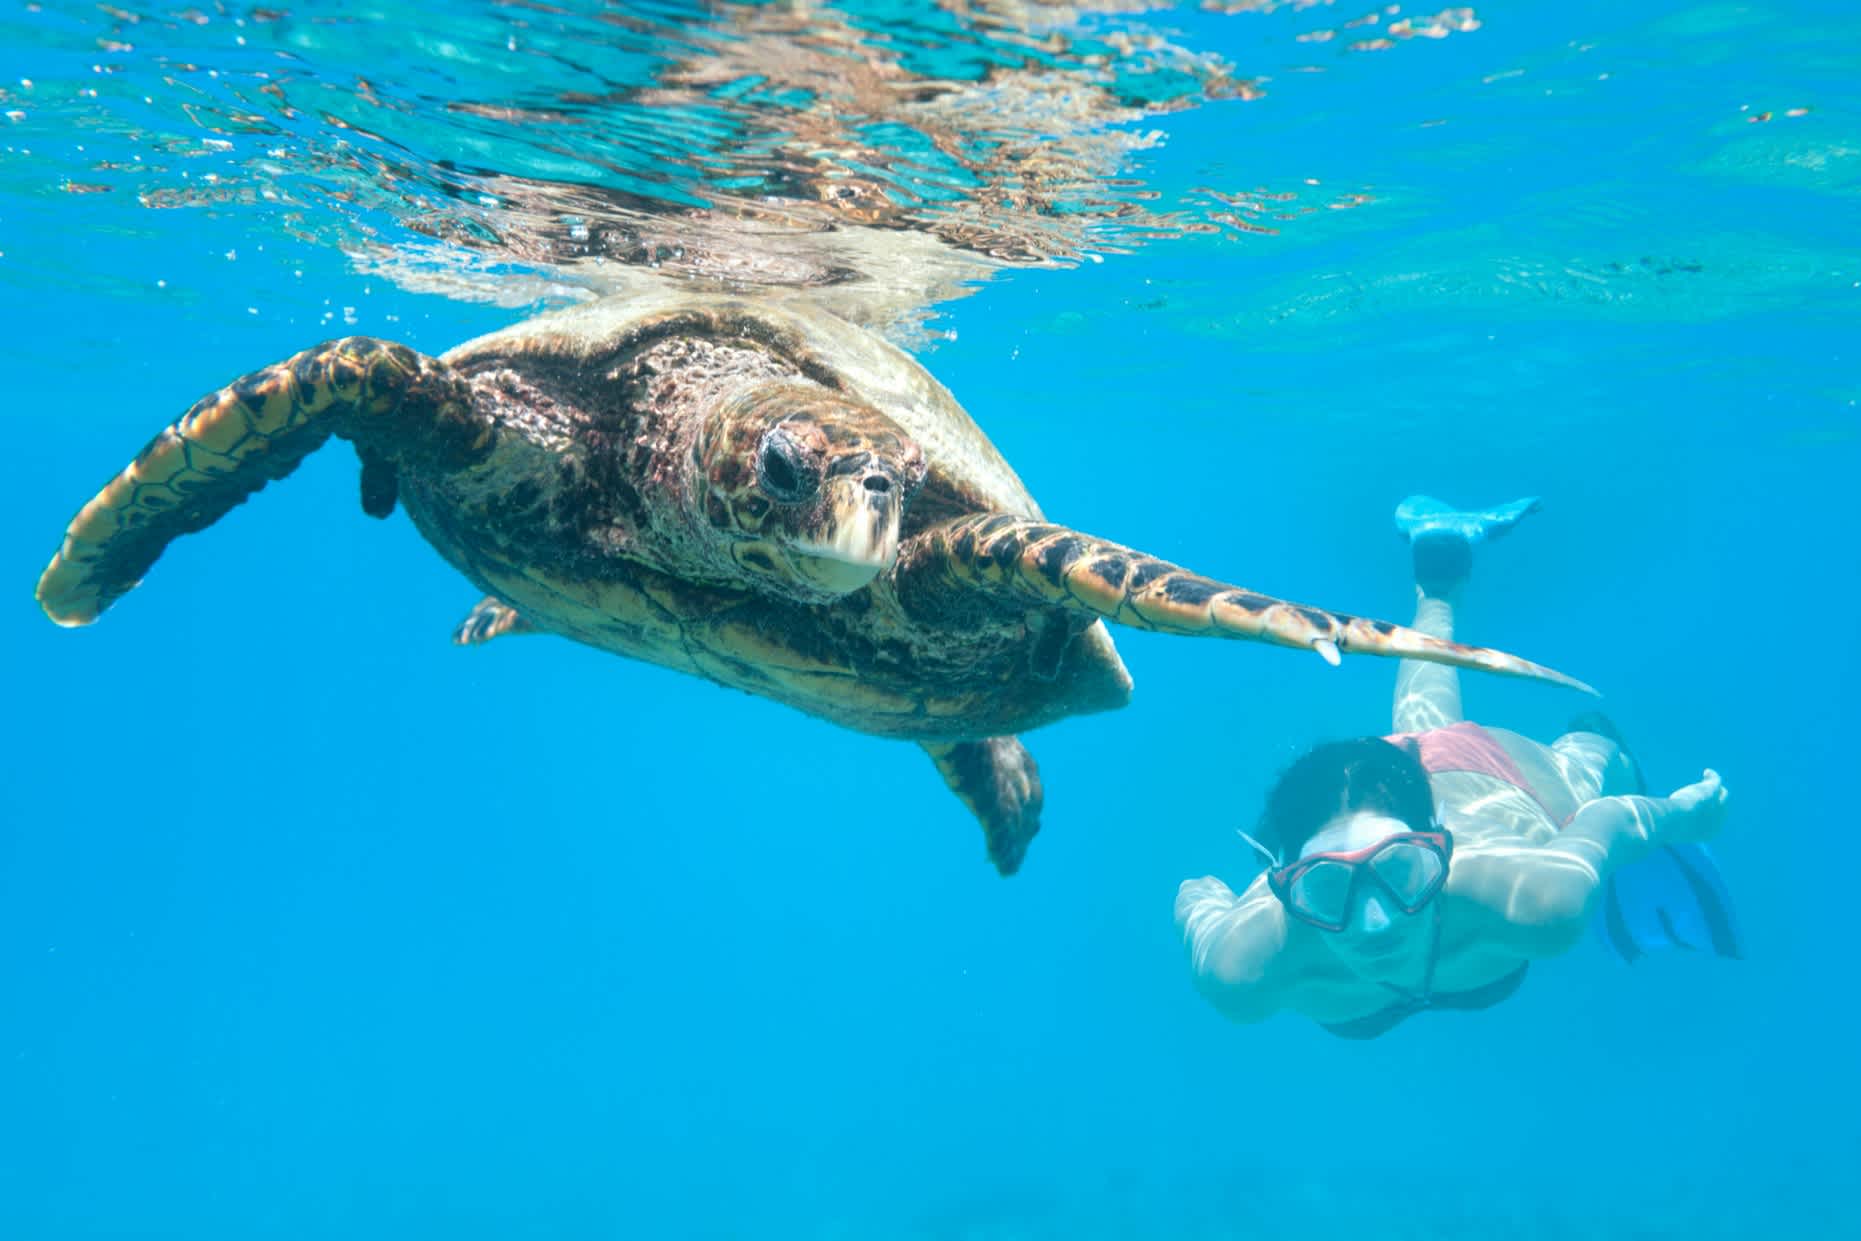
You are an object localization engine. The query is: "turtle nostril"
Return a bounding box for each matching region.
[863,474,891,494]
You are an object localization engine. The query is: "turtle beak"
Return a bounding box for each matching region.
[789,465,904,594]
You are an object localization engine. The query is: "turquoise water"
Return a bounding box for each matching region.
[2,1,1857,1237]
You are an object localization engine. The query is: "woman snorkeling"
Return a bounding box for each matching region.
[1175,497,1739,1040]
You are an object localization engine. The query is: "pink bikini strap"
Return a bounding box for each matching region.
[1384,721,1565,823]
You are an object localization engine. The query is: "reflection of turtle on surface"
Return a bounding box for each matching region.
[36,292,1588,875]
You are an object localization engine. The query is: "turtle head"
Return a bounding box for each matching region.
[693,383,927,600]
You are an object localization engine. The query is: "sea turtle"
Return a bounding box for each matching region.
[35,291,1586,874]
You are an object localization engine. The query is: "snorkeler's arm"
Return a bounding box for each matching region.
[1174,876,1296,1023]
[1451,771,1728,957]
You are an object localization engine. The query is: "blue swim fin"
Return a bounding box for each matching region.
[1394,495,1541,590]
[1394,494,1543,544]
[1596,843,1745,963]
[1569,711,1745,964]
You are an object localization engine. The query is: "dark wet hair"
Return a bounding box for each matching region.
[1255,737,1437,864]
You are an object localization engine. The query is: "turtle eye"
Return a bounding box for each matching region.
[757,429,818,503]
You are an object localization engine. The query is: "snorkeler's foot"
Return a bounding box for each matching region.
[1394,495,1541,593]
[1665,769,1729,844]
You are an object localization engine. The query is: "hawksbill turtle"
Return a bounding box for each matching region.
[35,292,1586,874]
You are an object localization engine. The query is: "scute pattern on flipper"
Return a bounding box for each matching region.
[901,512,1594,692]
[36,338,487,627]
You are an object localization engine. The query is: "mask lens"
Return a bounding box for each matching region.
[1288,859,1356,926]
[1371,840,1445,908]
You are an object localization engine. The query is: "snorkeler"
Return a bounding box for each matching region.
[1174,496,1740,1040]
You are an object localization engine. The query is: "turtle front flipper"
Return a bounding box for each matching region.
[895,513,1595,694]
[36,338,489,626]
[923,737,1043,876]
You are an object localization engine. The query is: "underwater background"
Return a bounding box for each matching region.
[2,1,1857,1237]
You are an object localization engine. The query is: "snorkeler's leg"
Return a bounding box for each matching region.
[1391,587,1463,733]
[1550,713,1641,803]
[1556,772,1729,865]
[1553,715,1745,963]
[1459,771,1732,959]
[1390,496,1542,734]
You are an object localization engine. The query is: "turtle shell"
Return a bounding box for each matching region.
[442,289,1043,533]
[428,289,1130,743]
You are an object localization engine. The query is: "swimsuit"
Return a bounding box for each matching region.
[1317,722,1539,1040]
[1387,719,1566,821]
[1319,947,1530,1040]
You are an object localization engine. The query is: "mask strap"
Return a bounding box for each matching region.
[1236,829,1281,871]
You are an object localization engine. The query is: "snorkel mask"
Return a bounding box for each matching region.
[1242,826,1453,934]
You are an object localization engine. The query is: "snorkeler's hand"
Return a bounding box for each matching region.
[1666,769,1728,843]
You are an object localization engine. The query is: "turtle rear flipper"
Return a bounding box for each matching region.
[896,513,1595,694]
[924,737,1043,876]
[36,338,488,626]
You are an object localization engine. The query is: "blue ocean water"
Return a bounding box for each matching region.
[2,1,1856,1237]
